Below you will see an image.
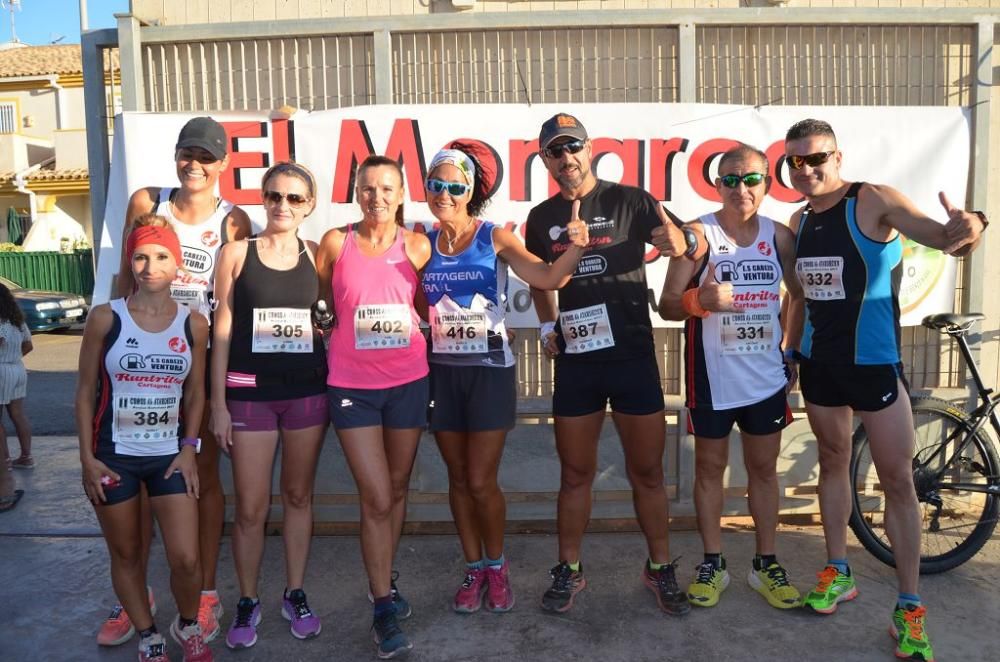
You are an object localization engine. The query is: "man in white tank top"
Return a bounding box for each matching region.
[658,144,805,611]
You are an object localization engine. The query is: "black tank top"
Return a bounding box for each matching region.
[227,238,327,401]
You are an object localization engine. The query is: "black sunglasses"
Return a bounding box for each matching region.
[262,190,311,208]
[542,139,587,159]
[786,151,835,170]
[720,173,766,189]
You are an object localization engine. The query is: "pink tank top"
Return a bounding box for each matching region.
[328,225,428,389]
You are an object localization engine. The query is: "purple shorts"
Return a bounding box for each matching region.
[227,394,329,432]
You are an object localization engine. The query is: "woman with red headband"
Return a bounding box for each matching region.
[102,117,251,647]
[77,215,212,662]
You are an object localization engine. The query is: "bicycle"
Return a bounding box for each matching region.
[848,312,1000,574]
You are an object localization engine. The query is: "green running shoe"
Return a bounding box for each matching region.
[802,565,857,614]
[889,604,935,661]
[686,560,730,608]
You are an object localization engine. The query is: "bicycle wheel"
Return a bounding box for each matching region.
[849,396,1000,574]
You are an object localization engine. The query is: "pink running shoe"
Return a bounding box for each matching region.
[170,617,213,662]
[196,594,221,643]
[97,586,156,646]
[486,560,515,612]
[453,567,487,614]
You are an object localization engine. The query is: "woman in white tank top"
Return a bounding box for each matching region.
[77,217,211,661]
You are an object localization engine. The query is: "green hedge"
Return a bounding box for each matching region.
[0,250,95,296]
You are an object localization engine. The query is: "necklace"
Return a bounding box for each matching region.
[367,225,398,250]
[444,218,476,252]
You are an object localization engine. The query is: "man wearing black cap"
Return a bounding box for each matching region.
[525,112,699,617]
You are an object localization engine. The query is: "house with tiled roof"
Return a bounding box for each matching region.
[0,43,113,248]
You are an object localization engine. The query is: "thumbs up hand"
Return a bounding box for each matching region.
[940,191,987,255]
[566,199,590,248]
[699,262,743,313]
[650,203,686,257]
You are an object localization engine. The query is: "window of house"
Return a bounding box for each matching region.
[0,101,17,134]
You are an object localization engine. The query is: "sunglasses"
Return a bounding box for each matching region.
[786,151,835,170]
[262,190,311,208]
[426,179,471,196]
[720,172,766,189]
[541,139,586,159]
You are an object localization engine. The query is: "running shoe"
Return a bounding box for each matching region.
[225,597,261,650]
[642,560,691,616]
[97,586,157,646]
[169,617,213,662]
[281,588,322,639]
[802,565,858,614]
[453,567,487,614]
[687,561,730,608]
[367,570,412,619]
[371,609,412,659]
[137,632,170,662]
[196,595,220,643]
[10,455,34,469]
[540,562,586,613]
[486,560,515,613]
[889,604,935,661]
[748,561,802,609]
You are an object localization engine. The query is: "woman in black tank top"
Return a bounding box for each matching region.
[210,162,329,648]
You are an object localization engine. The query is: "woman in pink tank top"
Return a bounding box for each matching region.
[315,155,431,659]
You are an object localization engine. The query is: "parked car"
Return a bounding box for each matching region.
[1,276,88,332]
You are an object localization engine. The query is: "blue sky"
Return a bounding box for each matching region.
[1,0,130,45]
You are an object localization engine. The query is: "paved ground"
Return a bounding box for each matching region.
[2,435,999,662]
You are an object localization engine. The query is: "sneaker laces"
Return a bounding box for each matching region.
[653,562,682,595]
[763,563,792,588]
[814,566,840,592]
[107,605,126,621]
[197,600,214,625]
[460,570,482,589]
[141,636,165,659]
[178,625,205,654]
[694,561,717,586]
[901,605,927,639]
[372,610,402,642]
[548,563,575,593]
[234,599,256,628]
[288,591,314,619]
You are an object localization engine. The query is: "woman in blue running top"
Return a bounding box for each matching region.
[420,142,589,614]
[77,215,212,662]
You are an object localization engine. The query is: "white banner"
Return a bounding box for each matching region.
[98,104,970,326]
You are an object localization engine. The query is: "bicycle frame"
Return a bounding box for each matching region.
[919,328,1000,496]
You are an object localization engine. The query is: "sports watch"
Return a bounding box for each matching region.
[179,437,202,453]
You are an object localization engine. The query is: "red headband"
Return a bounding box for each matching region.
[126,226,183,266]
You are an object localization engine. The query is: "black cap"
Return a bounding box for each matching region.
[539,113,588,150]
[175,117,227,161]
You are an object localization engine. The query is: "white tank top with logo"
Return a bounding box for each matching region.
[103,298,192,456]
[154,187,234,320]
[694,213,786,408]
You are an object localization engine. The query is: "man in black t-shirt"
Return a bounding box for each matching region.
[525,112,700,617]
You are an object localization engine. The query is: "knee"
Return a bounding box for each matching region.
[282,487,313,511]
[877,465,917,500]
[626,462,665,491]
[468,473,499,501]
[560,464,597,491]
[234,501,269,530]
[817,443,852,472]
[696,455,728,483]
[109,544,144,571]
[360,492,393,522]
[744,457,778,483]
[168,550,200,578]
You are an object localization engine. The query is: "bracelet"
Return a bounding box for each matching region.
[682,226,700,258]
[682,288,710,319]
[540,321,556,337]
[783,348,799,363]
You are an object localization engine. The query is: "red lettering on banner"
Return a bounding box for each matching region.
[765,140,805,204]
[688,138,741,203]
[649,138,689,201]
[218,120,291,206]
[508,139,540,201]
[332,119,428,203]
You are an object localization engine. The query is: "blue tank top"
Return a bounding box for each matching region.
[422,221,514,368]
[795,182,903,365]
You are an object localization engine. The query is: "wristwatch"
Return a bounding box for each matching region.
[782,348,800,363]
[682,227,699,258]
[179,437,202,453]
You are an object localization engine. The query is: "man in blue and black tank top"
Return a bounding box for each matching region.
[783,119,987,661]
